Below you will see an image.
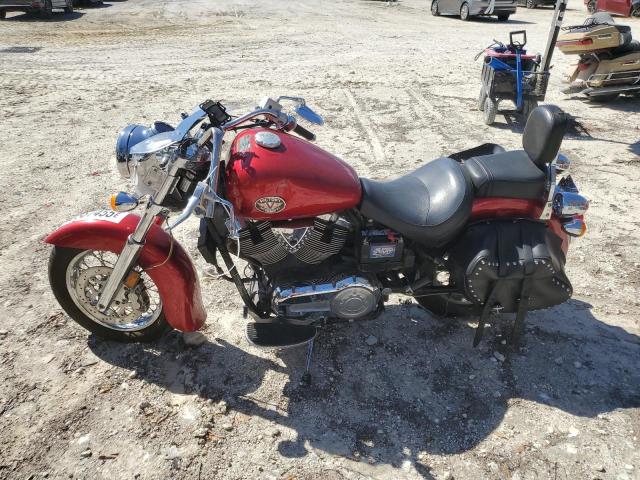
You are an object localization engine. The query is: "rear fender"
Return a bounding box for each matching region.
[44,210,206,332]
[470,198,569,254]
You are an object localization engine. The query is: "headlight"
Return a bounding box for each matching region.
[115,124,154,179]
[115,121,175,179]
[131,148,175,197]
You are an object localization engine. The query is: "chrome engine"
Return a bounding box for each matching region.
[237,216,384,322]
[273,275,382,321]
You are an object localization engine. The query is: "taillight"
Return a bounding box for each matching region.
[557,38,594,48]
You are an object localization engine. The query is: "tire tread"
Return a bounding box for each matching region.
[48,247,170,343]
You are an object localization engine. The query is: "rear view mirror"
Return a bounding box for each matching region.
[295,104,324,126]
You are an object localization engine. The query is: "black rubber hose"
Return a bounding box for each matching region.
[293,124,316,141]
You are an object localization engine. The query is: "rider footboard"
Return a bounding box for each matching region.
[448,220,572,314]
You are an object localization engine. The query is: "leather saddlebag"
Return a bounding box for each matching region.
[449,220,572,313]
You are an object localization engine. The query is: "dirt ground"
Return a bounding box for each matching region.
[0,0,639,479]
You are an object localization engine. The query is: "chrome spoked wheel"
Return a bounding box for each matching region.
[65,250,162,332]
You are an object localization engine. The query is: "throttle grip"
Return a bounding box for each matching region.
[293,124,316,141]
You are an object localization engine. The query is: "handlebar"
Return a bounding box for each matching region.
[195,107,316,142]
[293,124,316,141]
[166,98,321,234]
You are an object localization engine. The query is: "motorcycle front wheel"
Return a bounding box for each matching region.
[48,247,170,342]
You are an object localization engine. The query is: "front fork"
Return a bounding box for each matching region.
[96,179,176,312]
[97,127,226,313]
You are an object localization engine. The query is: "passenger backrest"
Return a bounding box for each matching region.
[522,105,569,169]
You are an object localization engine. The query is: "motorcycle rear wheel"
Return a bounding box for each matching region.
[49,247,169,342]
[417,293,482,318]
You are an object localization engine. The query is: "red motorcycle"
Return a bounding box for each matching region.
[45,97,588,365]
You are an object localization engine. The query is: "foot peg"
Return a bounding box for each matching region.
[246,322,317,348]
[246,323,318,385]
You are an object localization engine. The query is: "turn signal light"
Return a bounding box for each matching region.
[562,218,587,237]
[553,191,589,217]
[110,192,139,212]
[124,271,141,289]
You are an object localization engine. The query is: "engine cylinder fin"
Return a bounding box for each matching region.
[239,221,288,265]
[293,218,349,265]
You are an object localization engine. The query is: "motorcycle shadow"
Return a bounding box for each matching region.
[89,299,640,472]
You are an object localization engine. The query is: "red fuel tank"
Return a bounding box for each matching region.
[225,128,362,221]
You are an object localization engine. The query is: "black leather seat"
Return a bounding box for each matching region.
[359,157,473,247]
[462,105,568,200]
[358,106,568,246]
[614,39,640,56]
[463,151,546,199]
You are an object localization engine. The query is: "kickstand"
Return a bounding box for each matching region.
[301,337,315,386]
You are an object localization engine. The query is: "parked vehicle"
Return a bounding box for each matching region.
[0,0,72,18]
[517,0,556,9]
[585,0,639,16]
[431,0,517,21]
[478,0,566,124]
[45,98,588,377]
[557,13,640,101]
[478,31,546,125]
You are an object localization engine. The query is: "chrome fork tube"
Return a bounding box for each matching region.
[95,204,162,312]
[206,128,224,214]
[96,163,182,313]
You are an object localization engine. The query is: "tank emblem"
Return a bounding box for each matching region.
[238,135,251,153]
[255,131,281,149]
[255,196,286,214]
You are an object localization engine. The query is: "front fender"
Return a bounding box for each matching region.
[44,210,206,332]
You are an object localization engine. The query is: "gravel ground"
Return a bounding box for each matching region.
[0,1,639,479]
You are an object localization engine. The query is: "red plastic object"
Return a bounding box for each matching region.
[44,213,206,332]
[557,38,594,48]
[226,128,362,221]
[484,49,538,61]
[586,0,634,16]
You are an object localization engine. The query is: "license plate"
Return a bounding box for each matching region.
[66,210,128,225]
